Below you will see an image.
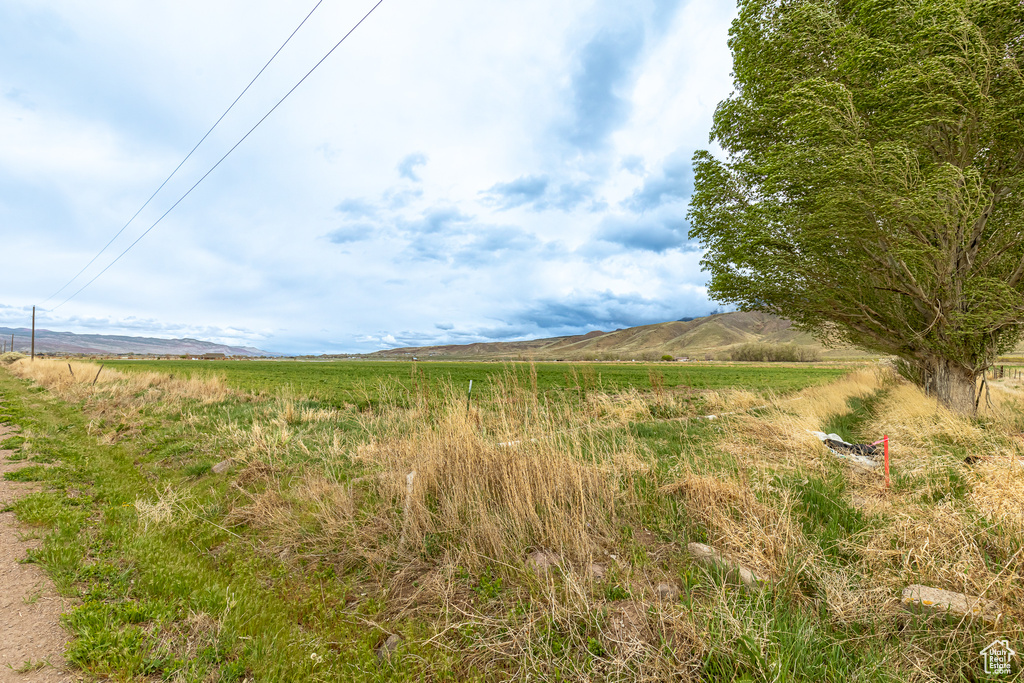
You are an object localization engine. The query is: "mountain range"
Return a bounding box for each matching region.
[0,327,275,357]
[363,311,873,361]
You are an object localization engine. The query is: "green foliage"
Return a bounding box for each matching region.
[729,343,820,362]
[472,567,504,601]
[603,585,629,601]
[0,352,26,364]
[792,474,868,565]
[689,0,1024,411]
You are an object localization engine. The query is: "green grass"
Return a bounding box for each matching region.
[3,360,1013,681]
[821,391,887,443]
[0,370,464,681]
[105,359,848,407]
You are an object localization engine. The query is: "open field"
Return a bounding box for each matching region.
[103,359,850,406]
[0,358,1021,681]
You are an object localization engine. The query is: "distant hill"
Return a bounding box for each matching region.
[364,312,874,361]
[0,327,276,357]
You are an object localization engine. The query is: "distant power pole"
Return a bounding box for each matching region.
[31,306,35,361]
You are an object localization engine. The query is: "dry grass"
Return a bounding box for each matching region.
[362,406,647,568]
[655,366,1024,678]
[13,354,1023,680]
[222,373,652,573]
[659,472,800,580]
[7,358,230,407]
[970,459,1024,532]
[135,485,190,532]
[706,367,886,475]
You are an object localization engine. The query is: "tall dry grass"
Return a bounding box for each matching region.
[228,374,651,571]
[694,365,1024,635]
[7,358,230,406]
[13,355,1021,679]
[702,367,886,476]
[363,399,648,568]
[660,471,801,580]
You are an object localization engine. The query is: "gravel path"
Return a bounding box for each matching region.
[0,422,78,682]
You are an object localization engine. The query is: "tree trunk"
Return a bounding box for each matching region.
[932,358,979,415]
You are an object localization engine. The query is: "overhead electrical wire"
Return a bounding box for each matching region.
[40,0,327,308]
[45,0,386,311]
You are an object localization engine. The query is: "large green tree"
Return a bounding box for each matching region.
[688,0,1024,413]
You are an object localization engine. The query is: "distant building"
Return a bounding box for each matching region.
[197,353,226,360]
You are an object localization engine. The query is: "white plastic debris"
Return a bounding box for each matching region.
[808,431,880,468]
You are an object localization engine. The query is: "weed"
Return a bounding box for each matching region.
[473,566,504,600]
[3,465,47,481]
[184,461,213,478]
[10,658,49,673]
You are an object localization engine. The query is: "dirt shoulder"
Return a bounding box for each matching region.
[0,423,76,682]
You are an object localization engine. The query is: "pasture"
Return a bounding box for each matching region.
[1,357,1021,681]
[104,359,848,405]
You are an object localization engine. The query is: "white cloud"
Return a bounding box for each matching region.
[0,0,737,354]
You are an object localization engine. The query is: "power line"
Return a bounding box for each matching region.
[39,0,325,307]
[51,0,386,312]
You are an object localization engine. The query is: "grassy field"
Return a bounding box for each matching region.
[1,358,1021,681]
[103,359,849,406]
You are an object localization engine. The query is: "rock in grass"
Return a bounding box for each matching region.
[654,582,680,602]
[687,542,762,589]
[526,549,560,574]
[377,633,402,660]
[901,584,1000,623]
[211,460,232,474]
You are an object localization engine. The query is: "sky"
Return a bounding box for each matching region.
[0,0,738,354]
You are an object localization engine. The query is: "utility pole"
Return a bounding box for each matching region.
[31,306,35,361]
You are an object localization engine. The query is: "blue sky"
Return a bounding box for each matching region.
[0,0,736,354]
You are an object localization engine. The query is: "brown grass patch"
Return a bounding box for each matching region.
[363,397,649,568]
[7,358,231,409]
[660,472,800,579]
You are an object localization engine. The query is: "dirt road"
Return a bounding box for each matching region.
[0,422,77,682]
